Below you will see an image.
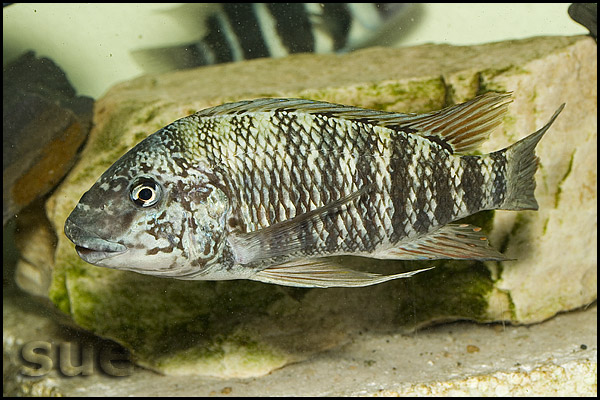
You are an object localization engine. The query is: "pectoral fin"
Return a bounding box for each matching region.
[228,184,374,264]
[376,223,509,261]
[251,258,434,288]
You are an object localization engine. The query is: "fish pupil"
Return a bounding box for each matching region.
[139,187,153,201]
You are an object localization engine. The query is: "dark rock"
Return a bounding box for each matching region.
[3,51,94,225]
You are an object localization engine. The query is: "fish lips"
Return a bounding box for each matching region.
[64,219,127,264]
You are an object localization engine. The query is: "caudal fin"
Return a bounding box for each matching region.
[499,104,565,210]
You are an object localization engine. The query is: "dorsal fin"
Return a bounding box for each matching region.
[193,97,413,122]
[393,92,512,154]
[194,93,512,154]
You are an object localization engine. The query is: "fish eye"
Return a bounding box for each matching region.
[130,177,161,208]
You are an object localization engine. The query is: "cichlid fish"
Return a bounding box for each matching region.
[64,93,564,288]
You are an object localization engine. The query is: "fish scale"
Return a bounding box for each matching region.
[190,110,456,258]
[64,93,565,287]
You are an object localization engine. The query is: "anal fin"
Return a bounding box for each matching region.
[251,258,433,288]
[376,224,509,261]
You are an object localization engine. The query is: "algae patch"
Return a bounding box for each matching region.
[298,77,446,113]
[498,213,532,254]
[393,260,494,328]
[554,150,575,208]
[149,333,289,377]
[49,255,290,375]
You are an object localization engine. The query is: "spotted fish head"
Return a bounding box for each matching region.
[64,131,230,279]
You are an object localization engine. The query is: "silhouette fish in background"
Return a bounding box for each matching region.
[568,3,597,42]
[131,3,414,73]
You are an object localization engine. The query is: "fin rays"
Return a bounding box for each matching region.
[398,92,512,153]
[251,258,433,288]
[374,223,509,261]
[195,92,513,155]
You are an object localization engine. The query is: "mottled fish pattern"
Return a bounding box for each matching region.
[64,93,564,287]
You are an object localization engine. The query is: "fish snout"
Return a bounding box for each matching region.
[64,217,127,264]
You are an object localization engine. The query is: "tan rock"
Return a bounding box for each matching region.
[16,35,596,377]
[14,200,55,298]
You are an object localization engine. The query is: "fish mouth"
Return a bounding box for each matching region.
[64,219,127,264]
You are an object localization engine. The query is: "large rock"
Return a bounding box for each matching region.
[18,35,596,378]
[3,51,93,226]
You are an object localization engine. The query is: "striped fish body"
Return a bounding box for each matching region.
[197,3,405,63]
[64,93,564,287]
[191,100,503,259]
[131,3,408,71]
